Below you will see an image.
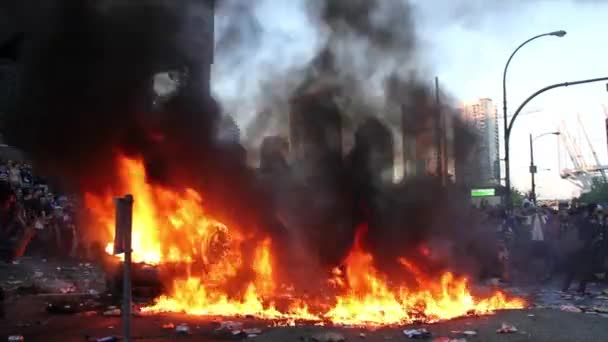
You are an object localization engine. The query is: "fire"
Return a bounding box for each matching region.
[85,155,525,326]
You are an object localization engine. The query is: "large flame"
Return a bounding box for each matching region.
[85,155,525,326]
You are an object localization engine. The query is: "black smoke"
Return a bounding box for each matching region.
[4,0,493,289]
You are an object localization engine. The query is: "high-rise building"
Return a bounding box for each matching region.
[460,98,500,185]
[289,91,343,163]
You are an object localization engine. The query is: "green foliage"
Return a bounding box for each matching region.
[578,177,608,204]
[511,187,525,207]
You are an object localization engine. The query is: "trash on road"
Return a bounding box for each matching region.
[103,308,121,316]
[462,331,477,336]
[403,328,432,339]
[176,324,190,335]
[593,306,608,313]
[243,328,262,335]
[217,321,244,331]
[560,304,583,313]
[432,338,465,342]
[96,337,118,342]
[359,332,366,338]
[496,323,517,334]
[162,322,175,329]
[8,336,24,341]
[311,331,346,342]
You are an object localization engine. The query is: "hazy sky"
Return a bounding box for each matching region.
[211,0,608,199]
[413,0,608,199]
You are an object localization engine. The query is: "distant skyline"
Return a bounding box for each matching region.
[210,0,608,199]
[413,0,608,198]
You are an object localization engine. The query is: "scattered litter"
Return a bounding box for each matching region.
[217,321,244,331]
[162,323,175,329]
[432,338,465,342]
[8,336,24,341]
[403,328,432,339]
[359,332,366,338]
[176,324,190,335]
[560,304,582,313]
[33,271,43,278]
[593,306,608,313]
[103,308,121,317]
[244,328,263,335]
[527,314,535,317]
[88,289,100,296]
[496,323,517,334]
[46,303,78,315]
[96,337,118,342]
[462,331,477,336]
[311,331,346,342]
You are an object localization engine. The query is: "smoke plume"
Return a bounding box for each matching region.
[4,0,493,287]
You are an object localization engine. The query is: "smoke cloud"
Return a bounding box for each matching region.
[4,0,494,289]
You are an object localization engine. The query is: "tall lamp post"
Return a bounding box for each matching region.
[505,76,608,209]
[529,131,560,205]
[503,30,566,209]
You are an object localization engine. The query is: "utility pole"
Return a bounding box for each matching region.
[434,77,444,184]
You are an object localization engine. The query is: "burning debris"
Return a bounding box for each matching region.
[4,0,524,329]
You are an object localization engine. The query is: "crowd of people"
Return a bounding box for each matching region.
[0,155,606,295]
[0,160,79,262]
[480,200,608,293]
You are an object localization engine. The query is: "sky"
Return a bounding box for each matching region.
[210,0,608,200]
[412,0,608,199]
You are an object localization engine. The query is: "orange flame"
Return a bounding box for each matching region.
[85,155,525,326]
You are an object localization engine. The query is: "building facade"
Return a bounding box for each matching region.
[460,98,500,185]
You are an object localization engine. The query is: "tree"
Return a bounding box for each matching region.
[578,177,608,204]
[511,187,525,208]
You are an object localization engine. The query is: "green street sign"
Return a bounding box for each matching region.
[471,188,496,197]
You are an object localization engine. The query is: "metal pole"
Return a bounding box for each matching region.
[119,195,134,342]
[530,134,537,205]
[502,31,566,210]
[434,76,443,183]
[504,76,608,210]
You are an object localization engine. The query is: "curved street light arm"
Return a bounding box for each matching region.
[506,76,608,139]
[502,32,564,122]
[533,131,560,142]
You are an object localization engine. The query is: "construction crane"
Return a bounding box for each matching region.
[559,113,608,192]
[578,113,607,182]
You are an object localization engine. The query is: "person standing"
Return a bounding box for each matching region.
[562,204,601,293]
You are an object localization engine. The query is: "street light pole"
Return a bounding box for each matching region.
[505,76,608,209]
[529,133,536,204]
[503,30,566,210]
[529,132,560,205]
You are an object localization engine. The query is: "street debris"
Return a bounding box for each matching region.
[433,338,466,342]
[96,337,118,342]
[162,322,175,329]
[496,323,517,334]
[103,308,121,316]
[593,306,608,313]
[403,328,432,339]
[462,331,477,336]
[176,323,190,335]
[46,302,79,314]
[8,336,24,341]
[560,304,583,313]
[217,321,244,331]
[243,328,262,335]
[311,331,346,342]
[359,332,366,338]
[81,310,97,317]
